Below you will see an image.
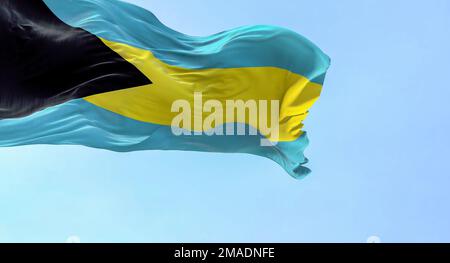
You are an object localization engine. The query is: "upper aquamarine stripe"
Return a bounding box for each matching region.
[43,0,330,84]
[0,99,310,179]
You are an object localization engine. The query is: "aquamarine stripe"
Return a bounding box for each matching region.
[0,100,310,179]
[43,0,330,84]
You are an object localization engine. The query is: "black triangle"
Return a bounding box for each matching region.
[0,0,152,119]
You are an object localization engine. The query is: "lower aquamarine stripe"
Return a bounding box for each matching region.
[43,0,330,84]
[0,100,310,179]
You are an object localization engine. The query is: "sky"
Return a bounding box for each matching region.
[0,0,449,242]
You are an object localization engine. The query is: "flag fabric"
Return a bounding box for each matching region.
[0,0,330,179]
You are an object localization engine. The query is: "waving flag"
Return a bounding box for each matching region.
[0,0,330,178]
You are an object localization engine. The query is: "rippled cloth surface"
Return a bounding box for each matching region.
[0,0,330,179]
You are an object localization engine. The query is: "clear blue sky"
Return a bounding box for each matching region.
[0,0,449,242]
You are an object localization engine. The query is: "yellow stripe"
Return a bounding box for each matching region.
[84,38,323,142]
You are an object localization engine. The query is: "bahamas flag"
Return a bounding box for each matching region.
[0,0,330,178]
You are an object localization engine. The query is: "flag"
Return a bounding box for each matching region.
[0,0,330,179]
